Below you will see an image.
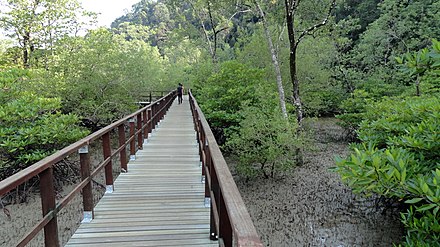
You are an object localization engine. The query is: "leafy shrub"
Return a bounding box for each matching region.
[396,39,440,97]
[54,29,164,128]
[193,61,264,142]
[0,68,89,179]
[226,101,304,179]
[334,96,440,246]
[336,89,372,138]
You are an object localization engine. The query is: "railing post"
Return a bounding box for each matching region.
[219,194,233,246]
[79,145,94,223]
[147,109,152,137]
[210,159,219,241]
[143,110,148,139]
[129,118,136,161]
[149,92,152,103]
[118,124,128,172]
[151,104,156,131]
[200,120,205,169]
[137,113,143,150]
[162,99,166,120]
[156,102,161,126]
[40,167,59,247]
[102,133,114,194]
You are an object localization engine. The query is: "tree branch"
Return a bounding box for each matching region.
[187,0,214,57]
[295,0,336,47]
[228,9,252,22]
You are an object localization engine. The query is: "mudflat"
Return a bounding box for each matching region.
[232,118,404,246]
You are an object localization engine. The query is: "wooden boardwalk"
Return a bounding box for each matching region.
[66,96,217,246]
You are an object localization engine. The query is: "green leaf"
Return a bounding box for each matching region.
[416,204,436,212]
[404,198,424,204]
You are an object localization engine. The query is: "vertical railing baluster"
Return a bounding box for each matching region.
[79,145,94,222]
[129,118,136,161]
[137,113,143,150]
[147,109,152,137]
[161,99,166,121]
[102,133,114,193]
[143,110,148,139]
[40,167,59,247]
[118,124,128,172]
[151,104,156,131]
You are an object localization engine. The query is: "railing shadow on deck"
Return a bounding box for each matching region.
[189,91,263,247]
[0,91,176,247]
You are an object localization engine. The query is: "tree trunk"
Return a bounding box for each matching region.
[284,2,304,124]
[23,31,30,68]
[254,1,288,118]
[207,2,218,63]
[416,76,420,96]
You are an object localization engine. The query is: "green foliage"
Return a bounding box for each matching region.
[396,39,440,96]
[0,68,88,177]
[193,61,264,129]
[226,102,303,179]
[336,89,372,137]
[52,29,165,127]
[358,97,440,159]
[297,37,343,116]
[335,0,381,41]
[338,40,440,138]
[334,96,440,246]
[0,0,94,67]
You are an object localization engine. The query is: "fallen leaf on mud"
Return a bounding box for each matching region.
[3,208,12,220]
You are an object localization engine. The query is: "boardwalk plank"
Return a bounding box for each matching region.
[66,96,216,246]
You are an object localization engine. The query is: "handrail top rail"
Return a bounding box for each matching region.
[189,91,263,246]
[0,91,175,197]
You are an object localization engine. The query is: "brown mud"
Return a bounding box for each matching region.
[1,141,111,247]
[231,118,404,246]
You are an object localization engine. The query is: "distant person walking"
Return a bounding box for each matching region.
[177,83,184,104]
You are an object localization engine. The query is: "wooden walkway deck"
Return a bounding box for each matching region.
[66,96,217,247]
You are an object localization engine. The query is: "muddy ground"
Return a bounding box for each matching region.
[0,142,110,247]
[231,118,404,246]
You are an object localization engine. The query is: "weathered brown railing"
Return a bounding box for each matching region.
[189,91,263,247]
[0,91,176,247]
[139,90,172,105]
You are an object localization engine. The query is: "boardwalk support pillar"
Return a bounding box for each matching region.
[102,133,114,194]
[79,145,94,223]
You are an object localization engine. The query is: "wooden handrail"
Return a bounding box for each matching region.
[189,91,263,247]
[139,90,173,104]
[0,91,176,247]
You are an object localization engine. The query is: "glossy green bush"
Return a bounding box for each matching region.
[334,96,440,246]
[0,68,89,178]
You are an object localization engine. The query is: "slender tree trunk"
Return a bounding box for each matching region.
[207,1,218,63]
[23,31,30,68]
[188,1,215,61]
[416,76,420,96]
[254,1,288,118]
[284,2,304,124]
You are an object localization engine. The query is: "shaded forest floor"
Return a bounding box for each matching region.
[230,118,404,246]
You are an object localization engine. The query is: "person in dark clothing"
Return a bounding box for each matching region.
[177,83,184,104]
